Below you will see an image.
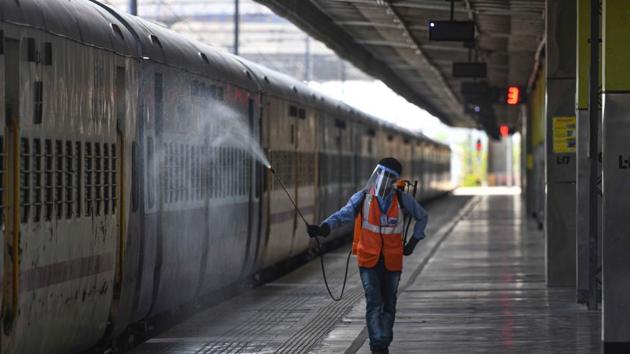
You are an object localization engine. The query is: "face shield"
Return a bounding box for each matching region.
[365,164,400,198]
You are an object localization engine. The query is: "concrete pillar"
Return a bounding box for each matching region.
[545,0,577,287]
[602,0,630,349]
[575,0,601,306]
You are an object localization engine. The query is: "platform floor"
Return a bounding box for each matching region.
[130,189,601,354]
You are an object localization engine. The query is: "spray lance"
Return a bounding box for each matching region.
[395,179,419,245]
[268,166,351,301]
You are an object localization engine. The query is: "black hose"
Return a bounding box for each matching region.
[269,166,352,301]
[315,237,352,302]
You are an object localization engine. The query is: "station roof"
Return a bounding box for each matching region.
[254,0,545,137]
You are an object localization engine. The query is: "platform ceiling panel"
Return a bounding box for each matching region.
[255,0,545,135]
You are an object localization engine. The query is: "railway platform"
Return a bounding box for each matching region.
[130,188,601,354]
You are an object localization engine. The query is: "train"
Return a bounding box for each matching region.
[0,0,452,352]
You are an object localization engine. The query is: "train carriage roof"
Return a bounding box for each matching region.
[3,0,449,150]
[1,0,137,57]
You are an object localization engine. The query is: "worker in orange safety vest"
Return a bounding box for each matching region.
[308,157,429,354]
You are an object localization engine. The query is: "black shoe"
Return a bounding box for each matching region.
[370,345,386,354]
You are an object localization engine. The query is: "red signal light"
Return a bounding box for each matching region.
[500,125,509,137]
[506,86,520,105]
[475,139,482,152]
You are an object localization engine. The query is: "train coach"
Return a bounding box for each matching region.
[0,0,452,352]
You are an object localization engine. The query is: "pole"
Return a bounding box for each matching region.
[586,0,599,310]
[234,0,240,55]
[305,36,311,81]
[129,0,137,15]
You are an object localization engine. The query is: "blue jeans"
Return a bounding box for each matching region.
[359,258,401,350]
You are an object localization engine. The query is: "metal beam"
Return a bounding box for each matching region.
[254,0,456,126]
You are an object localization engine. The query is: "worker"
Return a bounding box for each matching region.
[307,157,428,354]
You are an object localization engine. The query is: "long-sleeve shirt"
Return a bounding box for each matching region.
[322,189,429,240]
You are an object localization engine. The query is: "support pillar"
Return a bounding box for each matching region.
[545,0,577,287]
[602,0,630,350]
[575,0,601,306]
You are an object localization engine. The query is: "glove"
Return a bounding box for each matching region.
[403,237,420,256]
[307,223,331,238]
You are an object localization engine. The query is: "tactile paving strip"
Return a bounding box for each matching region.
[274,286,364,353]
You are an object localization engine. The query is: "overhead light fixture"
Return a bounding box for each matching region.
[453,62,487,78]
[428,20,475,41]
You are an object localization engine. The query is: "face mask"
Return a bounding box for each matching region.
[365,164,400,198]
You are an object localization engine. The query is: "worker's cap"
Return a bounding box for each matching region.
[377,157,402,176]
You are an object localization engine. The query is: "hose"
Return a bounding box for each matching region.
[270,166,352,301]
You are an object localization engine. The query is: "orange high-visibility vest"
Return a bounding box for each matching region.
[352,193,404,271]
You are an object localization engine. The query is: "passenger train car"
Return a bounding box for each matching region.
[0,0,452,352]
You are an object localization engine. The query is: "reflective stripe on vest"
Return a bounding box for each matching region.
[355,193,404,271]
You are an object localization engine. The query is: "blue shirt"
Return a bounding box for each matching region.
[322,190,429,240]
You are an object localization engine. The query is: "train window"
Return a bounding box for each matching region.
[20,138,30,223]
[33,81,43,124]
[335,119,346,129]
[199,52,209,64]
[115,67,126,131]
[65,141,72,219]
[33,139,42,222]
[111,144,116,213]
[217,87,224,101]
[149,34,162,48]
[55,140,63,220]
[44,139,52,221]
[298,108,306,119]
[43,42,52,66]
[191,80,199,97]
[163,143,169,203]
[290,124,295,145]
[103,144,110,215]
[155,73,163,131]
[367,128,375,137]
[110,23,125,41]
[93,64,104,122]
[26,38,36,62]
[387,135,394,142]
[95,143,102,216]
[85,142,93,216]
[289,105,297,117]
[0,137,3,225]
[147,137,155,208]
[185,144,190,201]
[75,142,81,216]
[131,143,138,212]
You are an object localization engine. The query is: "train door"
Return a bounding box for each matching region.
[2,37,19,334]
[334,118,349,206]
[108,65,127,328]
[290,106,316,255]
[0,31,6,337]
[243,95,260,274]
[262,99,295,266]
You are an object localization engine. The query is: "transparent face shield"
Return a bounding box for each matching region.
[365,164,400,198]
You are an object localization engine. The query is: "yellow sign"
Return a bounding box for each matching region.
[553,116,577,153]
